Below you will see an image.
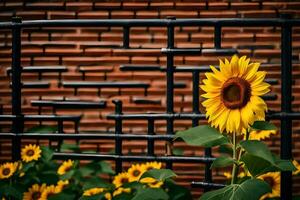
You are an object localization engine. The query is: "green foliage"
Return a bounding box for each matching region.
[251,121,277,131]
[210,156,234,169]
[132,188,169,200]
[26,125,58,133]
[175,125,229,147]
[200,179,271,200]
[140,169,177,181]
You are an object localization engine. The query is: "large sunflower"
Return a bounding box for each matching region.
[258,172,280,199]
[40,185,60,200]
[113,187,131,197]
[201,55,270,134]
[141,161,162,171]
[21,144,41,163]
[57,160,74,175]
[0,162,18,179]
[293,160,300,175]
[83,187,105,196]
[127,163,145,182]
[113,172,130,188]
[23,183,46,200]
[56,180,69,192]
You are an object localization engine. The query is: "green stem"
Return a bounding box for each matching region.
[231,132,237,184]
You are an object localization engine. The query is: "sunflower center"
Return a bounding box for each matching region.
[32,192,41,200]
[121,178,129,184]
[221,77,251,109]
[133,170,141,177]
[264,177,275,188]
[26,150,35,156]
[2,168,10,176]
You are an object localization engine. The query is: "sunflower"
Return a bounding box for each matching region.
[113,187,131,197]
[21,144,42,163]
[0,162,18,179]
[293,160,300,175]
[141,161,162,171]
[40,185,60,200]
[223,171,250,179]
[258,172,280,199]
[200,55,270,134]
[247,130,277,140]
[127,163,145,182]
[83,187,105,196]
[56,180,69,192]
[113,172,130,188]
[57,160,74,175]
[23,183,46,200]
[140,177,163,188]
[104,193,112,200]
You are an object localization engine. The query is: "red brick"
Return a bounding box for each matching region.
[230,2,259,10]
[47,11,76,20]
[113,49,161,56]
[240,10,277,18]
[136,11,159,19]
[175,3,206,10]
[94,2,121,10]
[16,11,46,20]
[160,10,198,18]
[199,11,237,18]
[78,11,109,19]
[123,2,149,10]
[25,2,64,10]
[83,48,112,56]
[208,2,228,10]
[66,2,93,11]
[150,2,174,9]
[111,11,135,19]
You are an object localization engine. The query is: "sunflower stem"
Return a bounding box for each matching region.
[231,132,238,184]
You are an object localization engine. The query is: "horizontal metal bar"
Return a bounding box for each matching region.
[53,152,215,163]
[0,115,81,121]
[62,81,150,88]
[31,100,106,109]
[161,48,237,55]
[191,181,225,189]
[10,81,50,88]
[1,19,300,29]
[0,133,174,140]
[120,65,162,71]
[7,66,67,75]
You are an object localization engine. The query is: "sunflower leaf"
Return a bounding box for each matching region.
[210,156,234,169]
[25,125,57,133]
[175,125,229,147]
[140,169,177,181]
[199,179,271,200]
[40,146,54,162]
[239,140,275,164]
[48,192,76,200]
[132,188,169,200]
[251,121,277,130]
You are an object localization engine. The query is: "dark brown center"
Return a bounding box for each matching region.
[264,177,275,188]
[221,77,251,109]
[2,168,10,176]
[32,192,41,200]
[121,178,129,184]
[26,150,35,156]
[133,170,141,177]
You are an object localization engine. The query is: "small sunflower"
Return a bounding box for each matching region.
[258,172,280,199]
[0,162,18,179]
[21,144,41,163]
[141,161,162,171]
[23,183,46,200]
[113,187,131,197]
[127,163,145,182]
[223,171,250,179]
[140,177,163,188]
[83,187,105,196]
[40,185,60,200]
[57,160,74,175]
[201,55,270,134]
[113,172,130,188]
[247,130,277,140]
[293,160,300,175]
[56,180,69,192]
[104,193,112,200]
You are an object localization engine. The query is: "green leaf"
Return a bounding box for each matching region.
[98,161,115,175]
[82,177,111,190]
[172,148,184,156]
[218,144,233,156]
[140,169,177,181]
[49,192,76,200]
[60,143,81,153]
[200,179,271,200]
[239,140,274,164]
[60,169,75,180]
[3,185,23,200]
[26,125,58,133]
[241,153,272,177]
[80,194,103,200]
[41,146,54,162]
[113,193,134,200]
[210,156,234,169]
[165,179,192,200]
[39,171,59,185]
[175,125,229,147]
[251,121,277,131]
[132,188,169,200]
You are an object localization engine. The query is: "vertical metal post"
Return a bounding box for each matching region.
[147,119,155,156]
[113,100,123,173]
[214,23,222,49]
[11,17,23,161]
[280,14,292,200]
[166,16,175,169]
[123,26,130,48]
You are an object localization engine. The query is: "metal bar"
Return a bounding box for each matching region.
[123,26,130,48]
[147,119,155,156]
[11,17,23,161]
[113,100,123,173]
[1,19,300,29]
[191,182,225,189]
[214,23,222,49]
[280,14,293,200]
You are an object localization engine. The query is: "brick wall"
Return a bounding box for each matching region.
[0,0,300,198]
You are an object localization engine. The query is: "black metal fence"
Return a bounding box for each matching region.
[0,16,300,200]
